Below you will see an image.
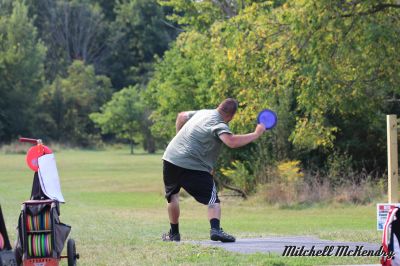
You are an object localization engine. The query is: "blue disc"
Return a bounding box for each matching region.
[257,109,277,129]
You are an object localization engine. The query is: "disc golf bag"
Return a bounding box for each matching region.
[30,172,48,200]
[16,202,70,260]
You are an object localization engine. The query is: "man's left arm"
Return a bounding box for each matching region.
[175,111,197,133]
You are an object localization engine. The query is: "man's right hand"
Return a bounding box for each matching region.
[255,124,266,137]
[220,124,266,149]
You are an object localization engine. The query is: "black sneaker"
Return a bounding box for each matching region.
[210,228,236,242]
[162,230,181,242]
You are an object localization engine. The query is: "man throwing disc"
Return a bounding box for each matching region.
[162,98,266,242]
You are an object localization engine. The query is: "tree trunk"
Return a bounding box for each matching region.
[144,134,156,154]
[130,139,134,155]
[142,110,156,153]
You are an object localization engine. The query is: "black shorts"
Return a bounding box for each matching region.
[163,160,220,205]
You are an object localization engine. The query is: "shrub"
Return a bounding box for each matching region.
[220,160,255,195]
[326,150,354,187]
[263,160,304,204]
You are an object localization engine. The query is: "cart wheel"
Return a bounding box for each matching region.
[67,238,77,266]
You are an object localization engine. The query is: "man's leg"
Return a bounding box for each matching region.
[208,203,235,242]
[180,169,235,242]
[207,202,221,220]
[208,203,221,234]
[164,193,180,241]
[208,203,221,230]
[162,160,182,241]
[168,193,180,224]
[162,193,181,241]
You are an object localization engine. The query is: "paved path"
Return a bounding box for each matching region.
[190,236,381,255]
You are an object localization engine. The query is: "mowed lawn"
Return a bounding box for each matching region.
[0,149,382,265]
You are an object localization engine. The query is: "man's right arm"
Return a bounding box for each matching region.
[219,124,265,148]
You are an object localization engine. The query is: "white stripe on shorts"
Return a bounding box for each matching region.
[208,181,217,205]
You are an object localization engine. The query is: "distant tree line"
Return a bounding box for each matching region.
[0,0,177,153]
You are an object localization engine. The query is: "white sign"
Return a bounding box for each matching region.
[377,203,399,230]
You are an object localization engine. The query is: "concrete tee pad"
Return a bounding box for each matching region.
[189,236,381,255]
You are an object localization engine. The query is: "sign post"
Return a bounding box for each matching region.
[387,115,398,203]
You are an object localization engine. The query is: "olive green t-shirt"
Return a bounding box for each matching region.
[162,109,232,172]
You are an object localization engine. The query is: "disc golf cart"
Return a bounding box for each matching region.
[15,138,79,266]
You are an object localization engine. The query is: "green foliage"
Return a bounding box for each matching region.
[15,0,177,150]
[109,0,175,88]
[35,60,112,146]
[326,150,354,187]
[146,31,216,139]
[90,85,144,154]
[148,0,400,194]
[25,0,177,88]
[158,0,282,32]
[263,160,305,204]
[221,160,255,194]
[0,0,46,141]
[158,0,224,32]
[26,0,111,81]
[277,161,304,184]
[282,0,399,152]
[88,0,117,20]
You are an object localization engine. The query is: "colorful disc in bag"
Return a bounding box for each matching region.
[47,234,52,256]
[41,234,46,257]
[27,235,32,256]
[37,235,41,256]
[45,211,50,230]
[40,213,44,230]
[34,235,38,256]
[39,235,42,256]
[26,215,30,231]
[36,215,39,230]
[38,236,40,256]
[32,235,36,257]
[45,234,49,255]
[33,235,36,256]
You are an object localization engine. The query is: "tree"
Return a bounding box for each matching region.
[158,0,284,32]
[0,0,46,142]
[272,0,400,169]
[26,0,111,81]
[35,60,112,146]
[147,0,400,193]
[108,0,176,89]
[146,31,216,140]
[90,86,144,154]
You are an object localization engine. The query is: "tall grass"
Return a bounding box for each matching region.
[263,178,385,206]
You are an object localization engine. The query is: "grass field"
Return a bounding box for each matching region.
[0,148,383,265]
